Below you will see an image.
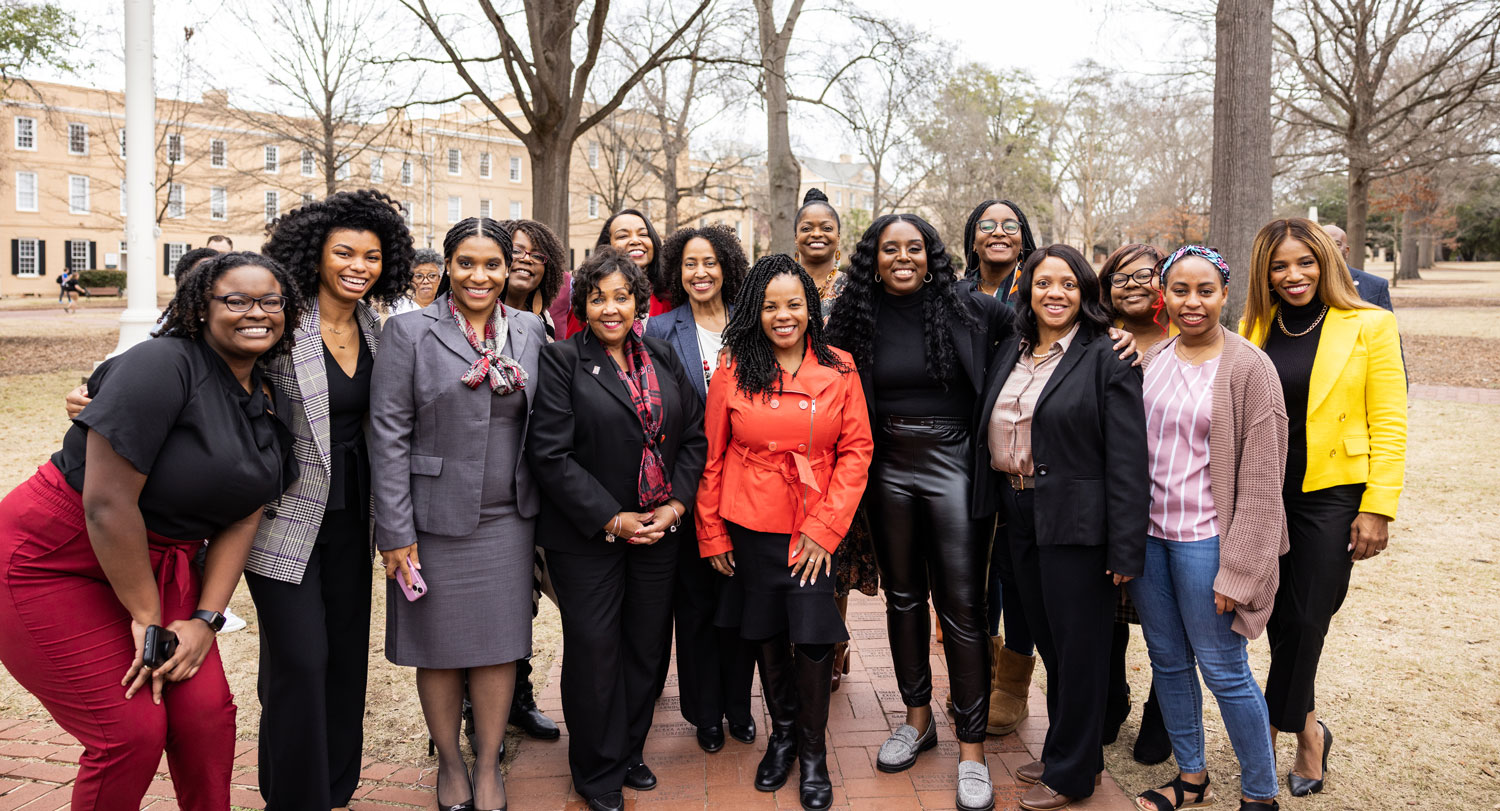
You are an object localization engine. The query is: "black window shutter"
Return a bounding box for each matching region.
[164,246,170,276]
[62,240,71,270]
[9,240,17,276]
[37,241,45,276]
[88,241,97,270]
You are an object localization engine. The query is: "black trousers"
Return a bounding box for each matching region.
[672,523,757,729]
[244,508,371,810]
[988,518,1037,654]
[866,417,992,743]
[1003,488,1112,799]
[548,538,677,800]
[1265,483,1363,732]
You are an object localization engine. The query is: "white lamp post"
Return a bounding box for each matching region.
[112,0,159,357]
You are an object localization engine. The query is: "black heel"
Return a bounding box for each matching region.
[1288,720,1332,796]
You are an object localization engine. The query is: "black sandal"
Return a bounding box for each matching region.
[1135,774,1214,811]
[1239,801,1278,811]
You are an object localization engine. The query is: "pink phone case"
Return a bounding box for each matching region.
[398,562,428,601]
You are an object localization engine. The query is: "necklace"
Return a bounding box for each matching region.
[320,319,352,350]
[1276,304,1328,338]
[1174,330,1222,365]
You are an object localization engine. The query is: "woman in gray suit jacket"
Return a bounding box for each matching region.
[371,218,543,811]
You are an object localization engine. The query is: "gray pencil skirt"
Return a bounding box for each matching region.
[384,510,535,669]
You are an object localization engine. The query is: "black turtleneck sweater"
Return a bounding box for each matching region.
[871,286,975,421]
[1263,298,1327,489]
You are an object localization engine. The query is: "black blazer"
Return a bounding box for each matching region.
[526,330,708,555]
[974,327,1150,577]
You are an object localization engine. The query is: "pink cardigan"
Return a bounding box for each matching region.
[1142,332,1289,639]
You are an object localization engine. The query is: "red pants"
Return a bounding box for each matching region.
[0,463,235,810]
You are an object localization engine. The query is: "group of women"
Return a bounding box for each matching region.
[0,180,1405,811]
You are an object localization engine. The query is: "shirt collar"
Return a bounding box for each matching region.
[1020,321,1080,356]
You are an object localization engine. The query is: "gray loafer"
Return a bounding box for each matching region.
[957,760,995,811]
[876,719,937,772]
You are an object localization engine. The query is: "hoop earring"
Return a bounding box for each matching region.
[924,272,933,284]
[833,250,841,273]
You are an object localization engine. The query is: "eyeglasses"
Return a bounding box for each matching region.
[513,247,549,265]
[977,218,1022,236]
[412,273,443,282]
[1107,269,1157,288]
[212,293,288,313]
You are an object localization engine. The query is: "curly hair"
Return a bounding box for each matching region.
[961,199,1037,276]
[825,213,978,383]
[174,246,221,281]
[1013,243,1114,344]
[658,224,750,309]
[501,218,566,310]
[595,208,665,297]
[570,246,652,324]
[261,189,415,308]
[155,251,303,360]
[1098,243,1167,327]
[722,254,850,399]
[412,248,442,270]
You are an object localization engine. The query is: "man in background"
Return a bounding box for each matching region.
[205,234,234,252]
[1323,224,1393,311]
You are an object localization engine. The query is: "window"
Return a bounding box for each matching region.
[68,176,90,214]
[302,193,315,206]
[118,129,126,157]
[301,149,315,176]
[15,171,37,211]
[509,156,522,182]
[448,195,461,223]
[68,123,88,155]
[69,240,90,271]
[210,138,226,168]
[210,186,227,220]
[509,200,522,219]
[264,145,279,173]
[167,183,185,218]
[166,133,183,163]
[736,221,743,241]
[264,190,280,224]
[370,156,383,183]
[166,242,188,275]
[587,194,599,218]
[336,161,350,180]
[479,152,491,178]
[834,190,842,206]
[401,159,413,186]
[119,179,126,215]
[588,142,599,169]
[447,148,461,175]
[15,238,39,277]
[14,116,36,150]
[479,199,491,219]
[617,148,627,173]
[403,200,414,225]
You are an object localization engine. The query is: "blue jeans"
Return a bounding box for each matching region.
[1127,536,1278,802]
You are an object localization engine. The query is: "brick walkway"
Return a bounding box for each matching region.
[1409,383,1500,404]
[0,590,1134,810]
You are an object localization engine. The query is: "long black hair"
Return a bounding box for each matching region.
[595,208,665,298]
[961,199,1037,277]
[500,218,566,309]
[825,213,978,382]
[156,251,303,359]
[261,189,414,308]
[1013,243,1113,344]
[722,254,850,399]
[659,224,750,309]
[436,217,513,301]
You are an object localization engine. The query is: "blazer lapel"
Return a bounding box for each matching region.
[979,336,1023,436]
[428,296,485,367]
[577,333,639,417]
[1308,308,1359,413]
[504,304,537,413]
[671,308,707,400]
[1035,330,1092,411]
[951,319,983,394]
[291,297,333,474]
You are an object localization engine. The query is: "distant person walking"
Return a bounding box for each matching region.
[58,269,78,312]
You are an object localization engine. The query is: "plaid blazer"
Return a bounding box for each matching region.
[244,298,381,584]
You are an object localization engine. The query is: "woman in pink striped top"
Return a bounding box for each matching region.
[1128,246,1289,811]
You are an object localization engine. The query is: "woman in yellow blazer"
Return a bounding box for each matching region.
[1241,217,1406,798]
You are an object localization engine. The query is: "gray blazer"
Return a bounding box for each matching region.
[369,297,543,550]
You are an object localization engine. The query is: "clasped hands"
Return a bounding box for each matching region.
[604,499,685,545]
[122,616,216,704]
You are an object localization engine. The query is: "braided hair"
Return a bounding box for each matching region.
[435,217,513,300]
[961,199,1037,277]
[659,224,750,309]
[500,219,566,309]
[155,251,303,359]
[825,213,978,382]
[723,254,850,399]
[261,189,415,308]
[796,187,841,229]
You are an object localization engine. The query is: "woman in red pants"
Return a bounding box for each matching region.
[0,252,299,810]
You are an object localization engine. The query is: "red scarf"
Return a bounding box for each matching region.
[449,297,528,394]
[613,327,672,508]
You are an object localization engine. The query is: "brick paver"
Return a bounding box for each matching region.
[1409,383,1500,404]
[0,590,1135,810]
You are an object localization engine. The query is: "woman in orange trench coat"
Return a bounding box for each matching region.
[695,255,873,810]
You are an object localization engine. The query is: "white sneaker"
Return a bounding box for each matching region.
[221,609,247,633]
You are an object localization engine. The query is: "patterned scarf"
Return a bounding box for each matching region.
[449,296,528,395]
[613,325,672,508]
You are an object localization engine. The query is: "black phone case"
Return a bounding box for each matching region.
[144,626,179,668]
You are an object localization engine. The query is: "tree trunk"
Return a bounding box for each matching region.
[1418,225,1434,269]
[1209,0,1273,326]
[1345,165,1371,270]
[1397,209,1422,280]
[757,0,802,256]
[662,144,681,235]
[529,139,574,256]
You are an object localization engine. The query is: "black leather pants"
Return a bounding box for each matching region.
[866,416,992,743]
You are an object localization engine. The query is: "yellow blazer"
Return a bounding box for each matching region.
[1242,306,1406,518]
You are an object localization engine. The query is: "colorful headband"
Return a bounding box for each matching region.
[1160,245,1230,287]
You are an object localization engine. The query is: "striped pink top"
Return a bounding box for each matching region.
[1143,344,1219,541]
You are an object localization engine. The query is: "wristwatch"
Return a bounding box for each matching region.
[192,609,227,633]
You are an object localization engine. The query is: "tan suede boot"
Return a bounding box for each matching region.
[987,643,1035,735]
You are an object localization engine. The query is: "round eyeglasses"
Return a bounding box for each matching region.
[1107,269,1157,288]
[977,218,1022,236]
[513,247,549,265]
[212,293,288,313]
[412,273,443,283]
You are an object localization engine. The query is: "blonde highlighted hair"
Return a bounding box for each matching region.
[1244,217,1374,340]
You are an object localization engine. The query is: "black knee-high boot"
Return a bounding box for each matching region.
[755,634,799,791]
[795,647,834,811]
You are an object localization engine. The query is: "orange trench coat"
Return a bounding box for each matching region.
[695,344,874,564]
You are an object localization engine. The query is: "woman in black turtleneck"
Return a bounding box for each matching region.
[825,214,1013,810]
[1242,218,1406,798]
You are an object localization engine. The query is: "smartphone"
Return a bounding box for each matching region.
[143,625,179,669]
[397,561,428,602]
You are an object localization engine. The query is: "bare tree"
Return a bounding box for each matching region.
[753,0,804,254]
[1131,93,1214,246]
[1053,64,1139,259]
[1211,0,1273,324]
[1274,0,1500,274]
[396,0,711,247]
